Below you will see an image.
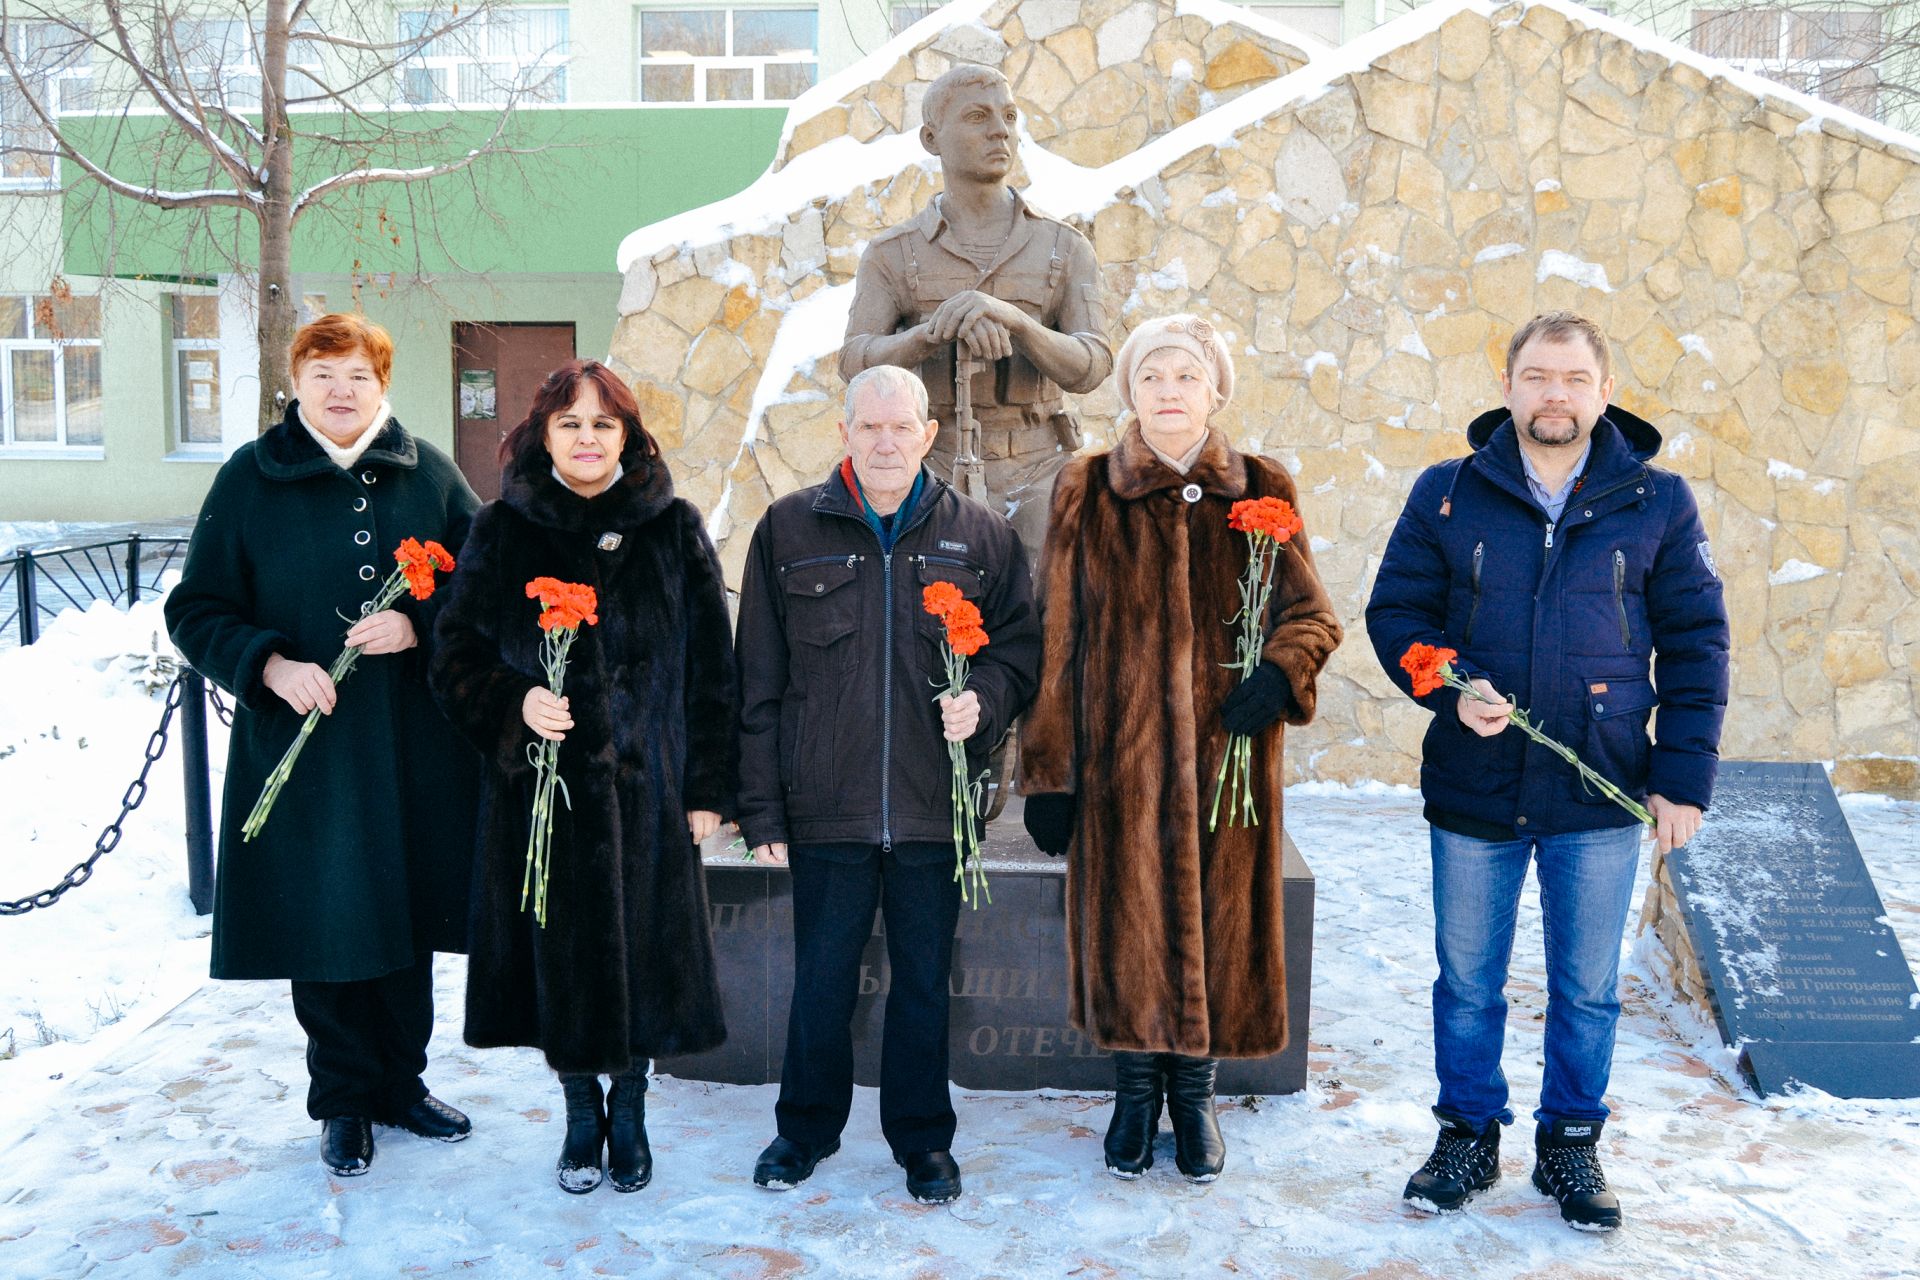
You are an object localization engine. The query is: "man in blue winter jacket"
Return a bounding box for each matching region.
[1366,311,1729,1232]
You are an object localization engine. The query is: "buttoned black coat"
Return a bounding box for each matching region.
[429,444,735,1073]
[164,406,481,981]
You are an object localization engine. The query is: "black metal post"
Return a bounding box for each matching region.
[180,670,216,915]
[126,533,143,605]
[17,549,38,646]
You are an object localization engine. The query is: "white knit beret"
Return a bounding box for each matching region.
[1115,314,1236,413]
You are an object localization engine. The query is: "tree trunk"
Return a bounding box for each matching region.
[255,0,297,434]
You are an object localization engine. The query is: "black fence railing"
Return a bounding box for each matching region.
[0,532,213,916]
[3,534,189,647]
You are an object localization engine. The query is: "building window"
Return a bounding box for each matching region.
[1,22,93,188]
[1,293,103,450]
[170,295,222,449]
[637,7,818,103]
[1692,7,1881,118]
[1240,4,1345,45]
[162,19,323,110]
[398,6,570,106]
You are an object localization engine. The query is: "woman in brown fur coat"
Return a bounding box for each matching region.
[1018,315,1343,1182]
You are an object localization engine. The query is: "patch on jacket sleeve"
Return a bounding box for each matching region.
[1697,540,1719,579]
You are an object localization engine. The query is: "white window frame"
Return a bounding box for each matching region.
[168,293,223,454]
[1,21,94,190]
[397,6,571,107]
[165,18,322,111]
[1691,7,1881,117]
[635,6,819,105]
[0,295,104,458]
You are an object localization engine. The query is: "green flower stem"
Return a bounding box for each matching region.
[522,625,581,926]
[937,644,991,909]
[1441,668,1655,827]
[241,569,413,842]
[1210,535,1291,832]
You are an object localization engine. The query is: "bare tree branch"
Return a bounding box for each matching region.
[100,0,262,192]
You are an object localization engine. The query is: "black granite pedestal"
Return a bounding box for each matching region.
[658,795,1314,1095]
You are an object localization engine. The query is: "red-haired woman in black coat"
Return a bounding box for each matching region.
[430,360,737,1195]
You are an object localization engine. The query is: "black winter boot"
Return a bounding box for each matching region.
[1403,1110,1502,1213]
[606,1068,653,1193]
[1103,1051,1165,1178]
[556,1074,606,1195]
[1532,1118,1622,1232]
[1164,1054,1226,1182]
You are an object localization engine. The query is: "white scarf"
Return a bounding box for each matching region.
[300,399,394,470]
[552,461,625,494]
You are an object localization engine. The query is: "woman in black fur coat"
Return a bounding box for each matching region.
[429,360,737,1194]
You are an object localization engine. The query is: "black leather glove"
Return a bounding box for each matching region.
[1220,661,1295,736]
[1022,793,1076,857]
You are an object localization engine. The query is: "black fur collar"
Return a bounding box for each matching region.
[500,441,677,533]
[254,402,417,481]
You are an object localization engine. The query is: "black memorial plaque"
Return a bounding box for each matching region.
[659,800,1313,1095]
[1663,760,1920,1099]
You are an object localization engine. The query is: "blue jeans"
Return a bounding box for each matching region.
[1429,823,1642,1128]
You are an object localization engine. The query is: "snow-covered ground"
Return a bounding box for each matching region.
[2,601,1918,1278]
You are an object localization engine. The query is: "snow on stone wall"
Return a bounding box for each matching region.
[607,0,1920,795]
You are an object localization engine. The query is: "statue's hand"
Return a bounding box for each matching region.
[928,291,1026,345]
[960,315,1013,361]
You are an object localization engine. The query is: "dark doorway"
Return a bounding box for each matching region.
[452,321,577,501]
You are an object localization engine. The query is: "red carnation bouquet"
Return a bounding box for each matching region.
[923,581,992,909]
[1399,643,1654,826]
[522,577,600,926]
[242,538,455,841]
[1210,496,1305,831]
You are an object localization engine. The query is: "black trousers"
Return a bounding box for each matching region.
[289,953,435,1121]
[776,842,962,1158]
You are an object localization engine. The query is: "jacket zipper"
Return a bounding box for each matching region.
[880,549,894,852]
[780,552,862,573]
[817,480,947,853]
[1464,541,1484,645]
[912,552,988,583]
[1536,473,1646,589]
[1612,549,1630,649]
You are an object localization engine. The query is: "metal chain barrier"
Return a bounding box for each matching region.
[1,673,206,916]
[206,684,234,727]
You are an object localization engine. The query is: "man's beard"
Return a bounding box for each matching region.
[1522,412,1582,446]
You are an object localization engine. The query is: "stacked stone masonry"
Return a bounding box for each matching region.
[608,0,1920,798]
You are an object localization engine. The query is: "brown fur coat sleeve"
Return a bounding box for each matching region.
[1016,457,1091,796]
[1251,457,1343,723]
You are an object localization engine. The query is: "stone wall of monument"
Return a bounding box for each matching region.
[607,0,1920,797]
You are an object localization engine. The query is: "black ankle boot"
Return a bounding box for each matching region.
[1164,1054,1226,1182]
[1532,1118,1622,1232]
[556,1074,606,1194]
[1403,1110,1502,1213]
[606,1068,653,1193]
[1103,1051,1165,1178]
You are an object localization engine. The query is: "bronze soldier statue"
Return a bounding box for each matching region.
[840,64,1112,557]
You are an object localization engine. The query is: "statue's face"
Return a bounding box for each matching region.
[924,81,1018,185]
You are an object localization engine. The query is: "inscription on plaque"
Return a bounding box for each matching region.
[660,827,1314,1095]
[1660,761,1920,1099]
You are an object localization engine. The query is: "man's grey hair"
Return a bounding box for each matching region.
[921,64,1012,137]
[844,364,930,425]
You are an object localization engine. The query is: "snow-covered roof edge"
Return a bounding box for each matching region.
[618,0,1920,274]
